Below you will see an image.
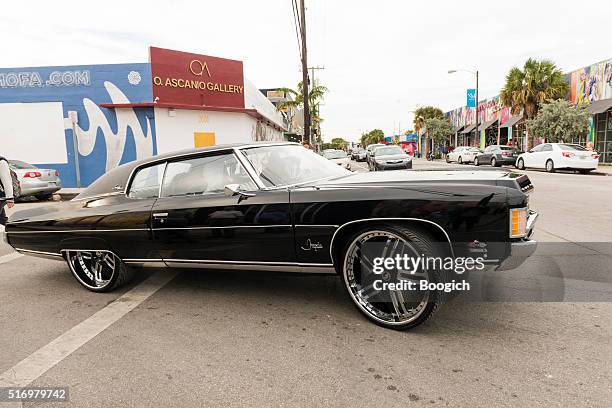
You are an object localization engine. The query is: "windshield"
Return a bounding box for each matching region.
[241,144,350,188]
[375,146,404,156]
[9,160,36,169]
[559,144,587,151]
[323,150,347,159]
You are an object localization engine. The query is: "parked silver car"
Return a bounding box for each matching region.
[9,160,62,200]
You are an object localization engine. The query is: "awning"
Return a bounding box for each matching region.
[477,119,498,132]
[587,98,612,114]
[500,116,523,128]
[453,125,465,133]
[461,123,476,133]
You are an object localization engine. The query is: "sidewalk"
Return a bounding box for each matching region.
[413,157,612,176]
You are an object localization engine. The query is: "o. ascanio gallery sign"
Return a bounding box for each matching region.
[149,46,245,109]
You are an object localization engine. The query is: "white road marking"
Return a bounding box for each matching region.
[0,270,178,388]
[0,252,23,264]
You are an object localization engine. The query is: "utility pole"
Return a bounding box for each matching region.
[299,0,310,144]
[308,65,325,146]
[475,70,479,148]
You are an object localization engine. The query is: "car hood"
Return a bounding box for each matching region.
[309,169,532,192]
[374,153,410,161]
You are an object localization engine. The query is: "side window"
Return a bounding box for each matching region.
[161,153,257,198]
[128,163,165,199]
[541,144,553,152]
[531,144,543,153]
[484,146,493,153]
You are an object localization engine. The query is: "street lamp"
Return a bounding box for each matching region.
[449,69,479,147]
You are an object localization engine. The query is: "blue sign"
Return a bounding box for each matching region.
[466,88,476,107]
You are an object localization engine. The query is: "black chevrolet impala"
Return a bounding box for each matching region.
[4,142,538,330]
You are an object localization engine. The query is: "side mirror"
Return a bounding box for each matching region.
[224,184,256,199]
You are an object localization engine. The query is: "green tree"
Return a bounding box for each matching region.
[526,99,590,143]
[330,137,348,150]
[424,118,453,143]
[500,58,569,120]
[360,129,385,146]
[413,106,444,135]
[276,82,328,142]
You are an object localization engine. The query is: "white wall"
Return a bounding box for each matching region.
[154,107,282,154]
[0,102,68,163]
[244,78,285,128]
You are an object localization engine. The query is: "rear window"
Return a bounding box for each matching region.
[559,144,587,151]
[499,146,514,151]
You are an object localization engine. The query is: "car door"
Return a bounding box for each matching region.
[538,144,554,167]
[480,146,493,162]
[150,151,294,266]
[523,144,542,167]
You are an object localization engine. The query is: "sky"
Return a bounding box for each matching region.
[1,0,611,142]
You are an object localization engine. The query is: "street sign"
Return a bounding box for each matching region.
[466,89,476,108]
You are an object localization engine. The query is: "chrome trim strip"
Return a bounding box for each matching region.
[164,260,334,274]
[295,224,340,228]
[153,224,291,231]
[15,248,64,260]
[7,228,150,234]
[163,259,333,267]
[329,217,454,261]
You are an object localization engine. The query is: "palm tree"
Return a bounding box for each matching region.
[276,81,328,141]
[500,58,569,120]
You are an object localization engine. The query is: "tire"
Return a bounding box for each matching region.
[446,156,450,163]
[339,224,446,330]
[516,158,525,170]
[458,156,463,164]
[491,157,499,167]
[64,250,134,292]
[474,157,480,166]
[545,159,555,173]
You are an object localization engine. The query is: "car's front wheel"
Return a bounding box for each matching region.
[516,158,525,170]
[491,157,498,167]
[340,225,444,330]
[458,156,463,164]
[474,157,480,166]
[546,159,555,173]
[64,250,134,292]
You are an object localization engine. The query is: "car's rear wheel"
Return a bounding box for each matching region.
[64,250,134,292]
[340,225,444,330]
[516,158,525,170]
[545,159,555,173]
[458,156,463,164]
[474,157,480,166]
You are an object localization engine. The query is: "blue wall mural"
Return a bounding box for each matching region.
[0,63,156,187]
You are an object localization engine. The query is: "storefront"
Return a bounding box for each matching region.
[0,46,285,187]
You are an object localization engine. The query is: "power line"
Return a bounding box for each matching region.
[291,0,302,60]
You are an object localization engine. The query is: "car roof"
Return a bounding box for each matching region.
[76,141,298,200]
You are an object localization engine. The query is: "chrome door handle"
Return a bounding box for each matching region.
[153,212,168,218]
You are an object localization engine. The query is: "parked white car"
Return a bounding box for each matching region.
[322,149,351,170]
[446,146,482,164]
[515,143,599,173]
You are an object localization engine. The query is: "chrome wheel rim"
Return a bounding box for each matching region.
[66,250,117,290]
[546,161,553,171]
[343,230,430,325]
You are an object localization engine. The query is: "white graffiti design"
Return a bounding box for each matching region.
[68,81,154,172]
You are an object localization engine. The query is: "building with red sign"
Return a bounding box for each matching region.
[0,47,286,187]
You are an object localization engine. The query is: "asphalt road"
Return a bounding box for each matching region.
[0,161,610,407]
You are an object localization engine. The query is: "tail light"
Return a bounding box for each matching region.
[561,152,574,158]
[592,153,600,159]
[54,170,59,177]
[501,152,511,156]
[24,171,42,178]
[510,208,528,238]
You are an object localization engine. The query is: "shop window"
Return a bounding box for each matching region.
[194,132,216,148]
